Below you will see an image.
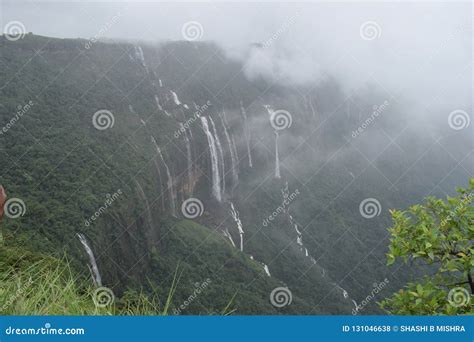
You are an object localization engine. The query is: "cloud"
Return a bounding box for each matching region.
[2,1,471,110]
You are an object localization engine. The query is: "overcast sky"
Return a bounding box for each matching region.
[1,1,472,114]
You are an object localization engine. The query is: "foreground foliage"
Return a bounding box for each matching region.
[0,244,177,315]
[381,179,473,314]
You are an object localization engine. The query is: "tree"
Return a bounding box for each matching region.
[380,179,473,314]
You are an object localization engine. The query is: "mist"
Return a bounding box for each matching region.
[2,0,472,186]
[2,1,471,112]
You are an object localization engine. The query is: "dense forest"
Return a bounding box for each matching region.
[0,34,472,315]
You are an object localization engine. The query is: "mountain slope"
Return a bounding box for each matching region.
[0,34,471,314]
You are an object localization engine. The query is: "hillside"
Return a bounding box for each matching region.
[0,34,471,315]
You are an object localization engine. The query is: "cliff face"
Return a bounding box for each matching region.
[0,34,470,314]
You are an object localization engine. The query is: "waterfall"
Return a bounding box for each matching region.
[220,112,238,187]
[230,202,244,252]
[154,95,163,111]
[239,101,253,168]
[77,233,102,287]
[333,283,358,311]
[281,182,334,282]
[181,123,194,195]
[159,79,163,87]
[129,105,146,126]
[152,157,166,212]
[134,46,148,73]
[134,180,154,233]
[282,182,305,254]
[200,117,222,202]
[147,135,165,211]
[307,96,316,120]
[171,91,181,105]
[209,116,226,195]
[151,136,177,216]
[265,105,281,179]
[274,131,281,179]
[223,228,236,248]
[263,264,271,277]
[231,135,239,178]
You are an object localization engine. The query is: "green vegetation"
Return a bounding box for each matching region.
[0,243,182,315]
[1,34,471,315]
[381,179,473,314]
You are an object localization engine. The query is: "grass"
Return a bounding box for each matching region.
[0,244,181,315]
[0,244,237,315]
[0,255,97,315]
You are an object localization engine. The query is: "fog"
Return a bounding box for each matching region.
[1,1,472,114]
